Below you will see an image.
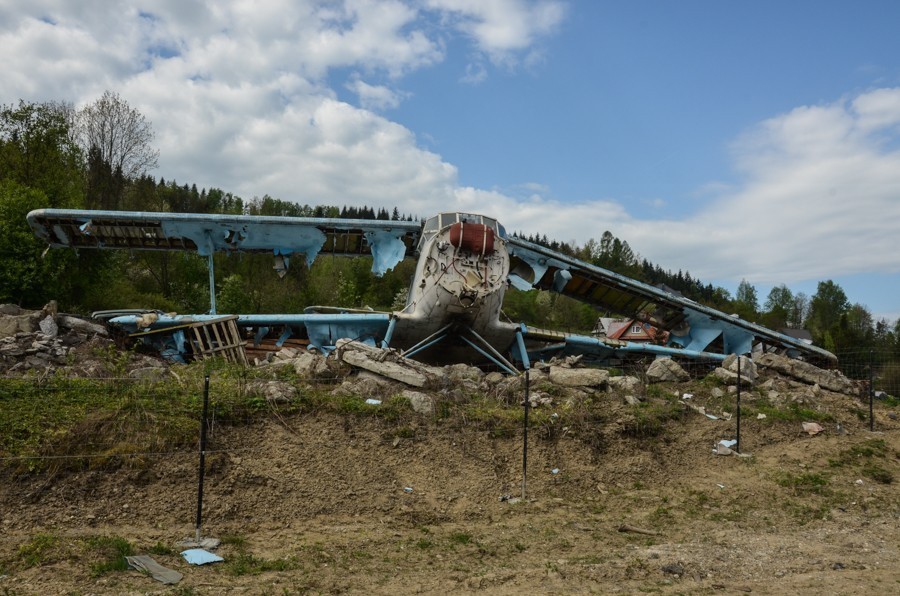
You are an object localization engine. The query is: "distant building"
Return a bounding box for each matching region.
[593,317,666,344]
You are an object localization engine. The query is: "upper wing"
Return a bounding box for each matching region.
[505,236,836,365]
[26,209,421,275]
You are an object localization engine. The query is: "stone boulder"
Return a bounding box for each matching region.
[401,390,434,415]
[645,358,690,383]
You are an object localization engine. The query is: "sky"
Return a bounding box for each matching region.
[2,0,899,322]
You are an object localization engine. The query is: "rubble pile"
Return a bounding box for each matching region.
[0,302,165,377]
[2,302,862,411]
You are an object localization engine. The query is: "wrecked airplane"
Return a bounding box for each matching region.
[27,209,836,371]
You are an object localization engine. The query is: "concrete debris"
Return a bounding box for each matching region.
[401,390,434,415]
[802,422,825,436]
[646,358,690,383]
[608,375,642,393]
[754,352,858,395]
[335,339,439,388]
[548,366,609,388]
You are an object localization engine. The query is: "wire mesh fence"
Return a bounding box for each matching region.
[1,349,897,475]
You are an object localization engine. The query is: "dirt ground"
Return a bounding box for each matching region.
[1,388,899,595]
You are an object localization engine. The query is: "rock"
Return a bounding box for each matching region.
[291,352,321,376]
[58,316,108,337]
[711,387,726,398]
[646,358,690,383]
[623,395,642,406]
[401,390,434,415]
[0,311,39,337]
[333,371,397,397]
[39,316,59,338]
[661,563,685,576]
[608,375,642,393]
[248,380,298,404]
[548,366,609,388]
[722,354,758,382]
[444,363,484,384]
[754,352,858,395]
[274,347,299,361]
[482,371,506,386]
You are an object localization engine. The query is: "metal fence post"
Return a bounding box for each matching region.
[195,375,210,542]
[869,349,875,432]
[736,355,741,454]
[522,369,530,500]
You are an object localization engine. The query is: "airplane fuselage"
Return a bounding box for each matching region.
[389,213,519,359]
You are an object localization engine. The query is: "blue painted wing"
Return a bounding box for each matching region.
[506,236,836,365]
[26,209,421,275]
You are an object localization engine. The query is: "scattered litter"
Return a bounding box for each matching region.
[506,497,522,505]
[713,439,736,456]
[705,413,719,420]
[682,393,693,400]
[720,412,732,421]
[403,487,413,493]
[365,398,381,405]
[802,422,825,436]
[550,412,559,421]
[716,484,725,489]
[126,555,182,585]
[757,413,767,420]
[181,549,224,566]
[855,479,864,485]
[551,468,560,475]
[836,423,847,435]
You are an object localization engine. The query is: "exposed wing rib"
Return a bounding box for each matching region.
[27,209,421,275]
[506,236,836,364]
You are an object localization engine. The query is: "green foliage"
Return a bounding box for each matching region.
[749,400,835,423]
[621,397,683,438]
[17,533,59,568]
[84,535,134,576]
[226,553,296,575]
[775,471,830,495]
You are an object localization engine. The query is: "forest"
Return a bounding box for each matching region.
[2,94,899,378]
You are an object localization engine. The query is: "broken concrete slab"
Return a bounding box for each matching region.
[335,339,442,388]
[754,353,858,395]
[58,315,108,337]
[548,366,609,388]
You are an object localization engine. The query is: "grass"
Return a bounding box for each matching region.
[621,397,683,438]
[748,399,835,423]
[17,533,59,568]
[828,439,895,483]
[775,471,830,495]
[84,535,134,577]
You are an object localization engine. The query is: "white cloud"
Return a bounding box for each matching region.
[346,76,409,110]
[3,1,897,299]
[507,89,900,287]
[425,0,566,67]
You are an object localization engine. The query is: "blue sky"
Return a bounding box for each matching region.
[2,1,899,322]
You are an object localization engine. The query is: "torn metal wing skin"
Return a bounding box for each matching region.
[505,236,837,365]
[26,208,421,275]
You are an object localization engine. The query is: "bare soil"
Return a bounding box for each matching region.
[1,389,899,595]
